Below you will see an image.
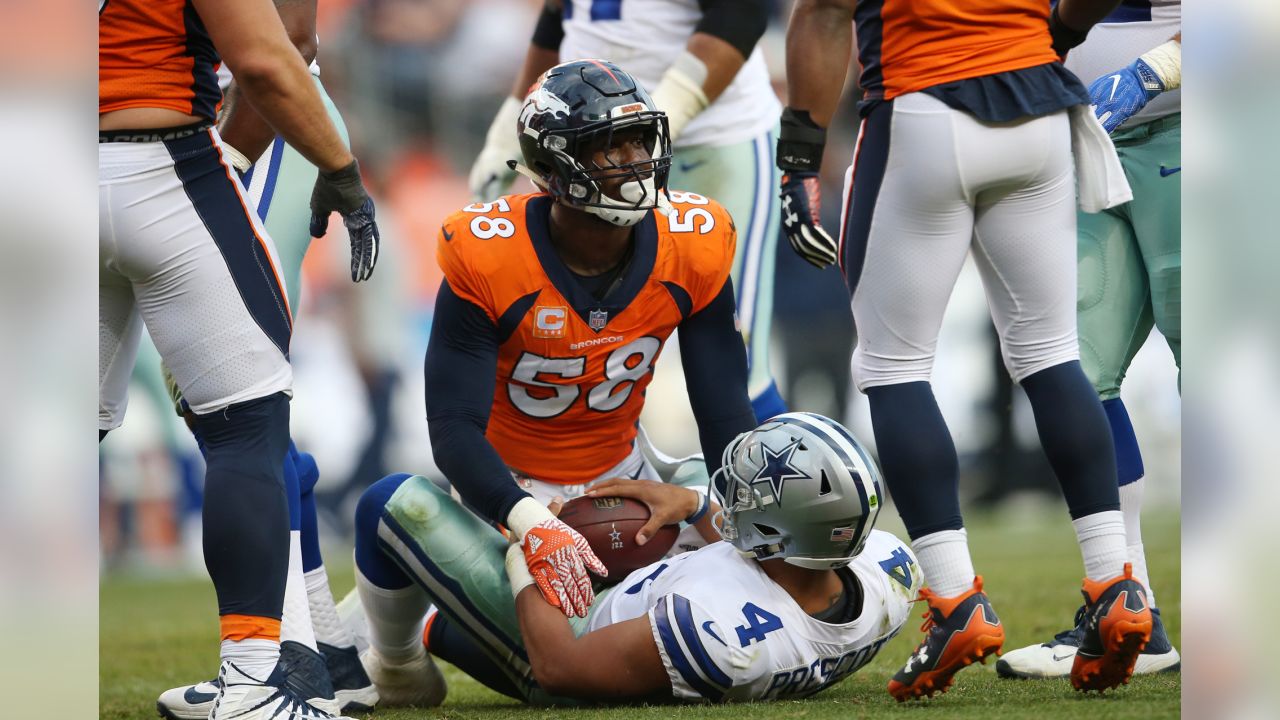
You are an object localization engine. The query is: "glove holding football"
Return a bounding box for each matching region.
[1087,40,1181,134]
[506,497,608,618]
[777,107,838,269]
[310,159,380,282]
[469,95,524,202]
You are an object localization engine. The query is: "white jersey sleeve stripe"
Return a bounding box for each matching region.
[652,595,727,700]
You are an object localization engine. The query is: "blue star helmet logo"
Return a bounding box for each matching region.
[752,440,810,506]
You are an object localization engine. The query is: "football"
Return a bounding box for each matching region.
[559,496,678,580]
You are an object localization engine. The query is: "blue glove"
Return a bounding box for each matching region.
[1087,58,1166,134]
[780,172,838,269]
[310,159,381,282]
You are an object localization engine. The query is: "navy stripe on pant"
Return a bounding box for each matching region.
[166,131,292,357]
[841,99,893,294]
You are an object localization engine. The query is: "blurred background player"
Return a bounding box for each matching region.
[350,60,761,704]
[154,1,380,717]
[999,0,1182,680]
[349,413,917,703]
[100,0,378,718]
[776,0,1153,699]
[468,0,789,421]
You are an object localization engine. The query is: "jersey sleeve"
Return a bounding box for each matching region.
[435,214,497,322]
[663,192,738,315]
[648,593,739,701]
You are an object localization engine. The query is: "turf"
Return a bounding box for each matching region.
[101,504,1180,720]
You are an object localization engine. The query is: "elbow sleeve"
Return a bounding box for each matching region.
[695,0,769,59]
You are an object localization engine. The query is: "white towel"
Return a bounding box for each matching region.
[1069,103,1133,213]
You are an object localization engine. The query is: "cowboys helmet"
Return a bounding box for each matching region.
[711,412,884,570]
[516,59,672,227]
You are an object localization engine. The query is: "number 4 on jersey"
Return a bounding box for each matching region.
[878,547,914,590]
[735,603,784,647]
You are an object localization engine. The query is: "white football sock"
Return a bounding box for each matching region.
[281,531,318,651]
[1119,480,1156,607]
[220,638,279,680]
[1072,510,1128,583]
[306,565,358,648]
[912,529,976,598]
[355,565,429,664]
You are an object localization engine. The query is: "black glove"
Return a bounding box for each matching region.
[777,108,837,269]
[310,159,380,282]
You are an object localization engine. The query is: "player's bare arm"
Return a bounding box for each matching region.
[218,0,320,167]
[586,478,722,546]
[191,0,351,173]
[509,548,672,699]
[774,0,853,269]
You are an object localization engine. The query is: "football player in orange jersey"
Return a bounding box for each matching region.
[778,0,1150,702]
[346,59,759,704]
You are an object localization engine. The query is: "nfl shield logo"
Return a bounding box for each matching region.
[588,309,608,331]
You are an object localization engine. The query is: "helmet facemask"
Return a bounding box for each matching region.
[532,112,672,227]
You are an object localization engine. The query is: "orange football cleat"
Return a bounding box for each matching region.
[888,576,1005,701]
[1071,563,1153,692]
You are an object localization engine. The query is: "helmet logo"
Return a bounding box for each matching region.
[751,440,810,507]
[520,85,572,131]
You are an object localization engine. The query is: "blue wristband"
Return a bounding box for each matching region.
[684,491,710,525]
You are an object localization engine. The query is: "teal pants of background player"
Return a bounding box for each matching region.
[669,128,786,421]
[1077,114,1181,395]
[1076,114,1180,485]
[241,74,350,314]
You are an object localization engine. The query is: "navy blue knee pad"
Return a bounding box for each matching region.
[192,391,291,618]
[354,473,415,589]
[295,447,324,572]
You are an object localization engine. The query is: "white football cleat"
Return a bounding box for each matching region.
[156,678,220,720]
[997,605,1180,679]
[208,660,350,720]
[359,647,446,707]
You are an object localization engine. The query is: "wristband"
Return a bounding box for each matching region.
[1048,5,1090,57]
[685,490,711,525]
[1139,39,1181,91]
[777,107,827,173]
[504,543,535,598]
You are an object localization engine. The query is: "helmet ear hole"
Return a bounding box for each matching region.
[818,469,832,496]
[753,523,781,536]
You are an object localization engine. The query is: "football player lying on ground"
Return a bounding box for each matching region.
[351,413,920,703]
[348,58,763,706]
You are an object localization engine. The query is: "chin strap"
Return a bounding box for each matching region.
[508,160,549,191]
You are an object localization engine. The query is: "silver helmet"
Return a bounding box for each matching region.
[710,412,884,569]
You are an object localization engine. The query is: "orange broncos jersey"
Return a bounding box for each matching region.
[99,0,222,120]
[436,192,736,484]
[857,0,1059,102]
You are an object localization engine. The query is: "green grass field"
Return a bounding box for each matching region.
[101,504,1180,720]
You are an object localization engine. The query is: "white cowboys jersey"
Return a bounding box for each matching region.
[558,0,780,149]
[1065,0,1180,130]
[587,530,921,701]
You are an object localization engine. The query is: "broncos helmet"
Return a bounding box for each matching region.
[516,59,672,227]
[710,412,884,570]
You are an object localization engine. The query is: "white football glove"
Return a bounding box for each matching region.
[506,497,608,618]
[468,95,524,202]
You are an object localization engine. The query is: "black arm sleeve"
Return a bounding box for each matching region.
[678,279,758,476]
[530,1,565,51]
[695,0,769,60]
[425,280,531,525]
